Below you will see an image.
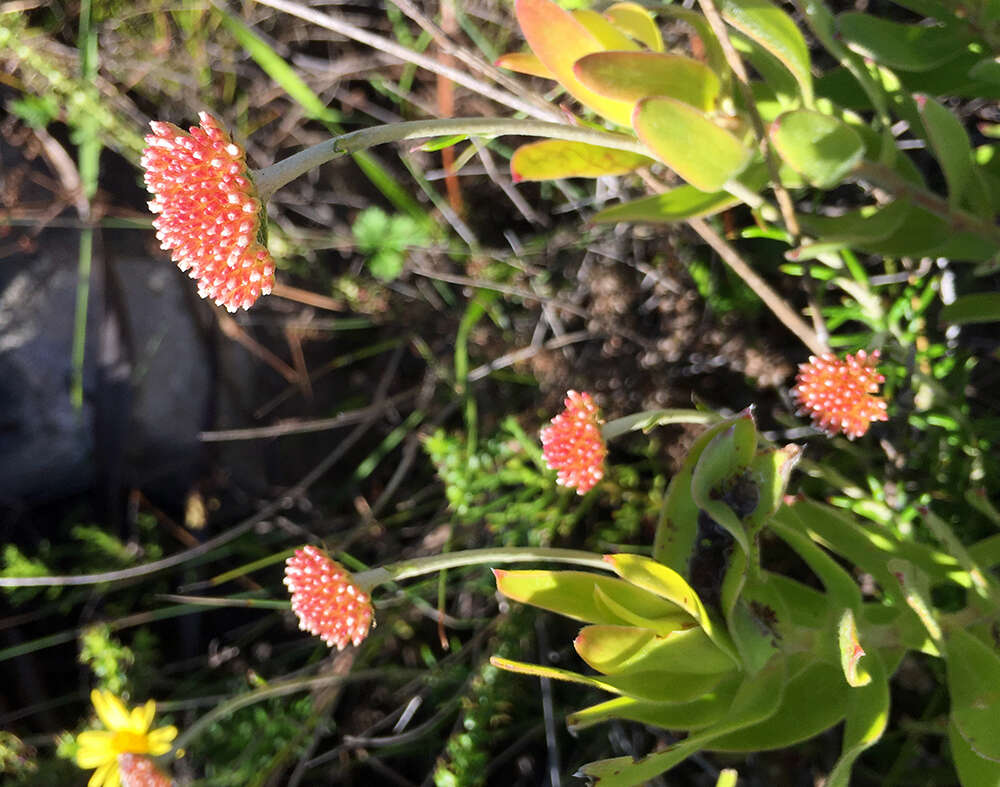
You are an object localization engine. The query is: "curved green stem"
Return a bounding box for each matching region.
[252,118,653,202]
[353,546,614,590]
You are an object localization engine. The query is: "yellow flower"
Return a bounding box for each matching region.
[75,690,177,787]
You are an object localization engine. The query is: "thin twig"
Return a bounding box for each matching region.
[696,0,801,239]
[251,0,564,124]
[687,216,827,356]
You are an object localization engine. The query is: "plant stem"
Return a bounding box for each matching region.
[252,118,652,201]
[853,160,1000,248]
[687,216,829,356]
[353,547,614,589]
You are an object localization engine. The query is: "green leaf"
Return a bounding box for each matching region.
[633,97,752,193]
[510,139,652,182]
[690,411,757,555]
[514,0,634,125]
[574,51,721,111]
[770,110,864,188]
[567,677,741,732]
[494,569,690,628]
[743,444,801,532]
[827,651,890,787]
[791,199,912,260]
[581,659,786,785]
[575,625,738,675]
[835,14,967,72]
[949,717,1000,787]
[604,553,739,663]
[654,418,745,570]
[947,628,1000,762]
[708,658,847,751]
[495,50,554,79]
[916,94,974,206]
[658,7,728,77]
[837,608,871,687]
[572,8,641,50]
[604,2,663,51]
[490,656,729,702]
[941,294,1000,325]
[718,0,813,104]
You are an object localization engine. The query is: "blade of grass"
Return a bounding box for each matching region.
[70,0,101,411]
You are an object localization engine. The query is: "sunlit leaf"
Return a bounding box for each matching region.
[574,51,721,111]
[633,96,752,193]
[490,655,728,702]
[604,1,664,51]
[494,51,554,79]
[575,625,737,675]
[719,0,812,103]
[770,109,864,188]
[836,13,968,72]
[510,139,652,182]
[572,8,641,50]
[494,569,690,629]
[514,0,634,125]
[827,651,889,787]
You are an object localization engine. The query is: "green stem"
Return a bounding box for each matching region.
[252,118,652,201]
[853,160,1000,248]
[353,547,614,590]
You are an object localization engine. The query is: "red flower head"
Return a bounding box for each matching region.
[792,349,888,439]
[540,390,607,494]
[118,754,172,787]
[141,112,275,312]
[284,546,374,650]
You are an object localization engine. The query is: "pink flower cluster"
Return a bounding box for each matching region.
[792,350,888,439]
[540,390,607,494]
[284,546,374,650]
[142,112,275,312]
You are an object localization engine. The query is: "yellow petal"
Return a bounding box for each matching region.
[91,690,131,732]
[129,700,155,734]
[88,760,116,787]
[75,731,115,768]
[147,725,178,755]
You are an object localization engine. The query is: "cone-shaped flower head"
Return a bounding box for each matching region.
[117,754,172,787]
[75,690,177,787]
[284,546,374,650]
[141,112,274,312]
[540,390,607,494]
[792,350,888,439]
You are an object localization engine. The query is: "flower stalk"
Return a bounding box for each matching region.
[251,117,653,202]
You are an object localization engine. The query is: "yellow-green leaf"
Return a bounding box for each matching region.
[572,9,640,50]
[575,624,736,675]
[917,94,973,207]
[836,13,967,72]
[514,0,634,126]
[604,1,664,51]
[770,109,864,188]
[494,569,689,628]
[719,0,812,104]
[490,655,729,703]
[633,97,752,192]
[510,139,653,182]
[574,51,721,111]
[494,51,554,79]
